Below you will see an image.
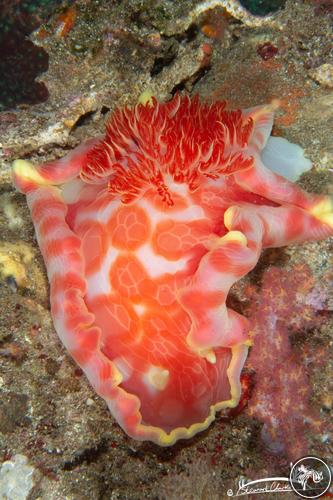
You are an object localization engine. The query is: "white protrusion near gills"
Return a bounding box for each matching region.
[261,136,312,181]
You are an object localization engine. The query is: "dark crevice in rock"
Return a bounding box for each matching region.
[150,52,178,77]
[100,105,111,115]
[0,0,61,110]
[170,65,211,95]
[150,39,179,77]
[150,25,199,78]
[174,23,199,44]
[0,34,49,111]
[62,439,109,471]
[72,110,96,130]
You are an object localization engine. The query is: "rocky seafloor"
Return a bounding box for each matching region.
[0,1,332,499]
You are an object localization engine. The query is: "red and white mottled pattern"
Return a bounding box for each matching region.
[13,94,333,445]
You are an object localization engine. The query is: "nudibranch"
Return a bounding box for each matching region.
[13,94,333,445]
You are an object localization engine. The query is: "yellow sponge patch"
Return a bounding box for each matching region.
[138,90,154,107]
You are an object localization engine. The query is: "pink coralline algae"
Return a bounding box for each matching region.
[246,264,331,459]
[12,94,333,445]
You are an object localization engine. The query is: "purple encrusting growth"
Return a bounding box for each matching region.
[246,264,330,459]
